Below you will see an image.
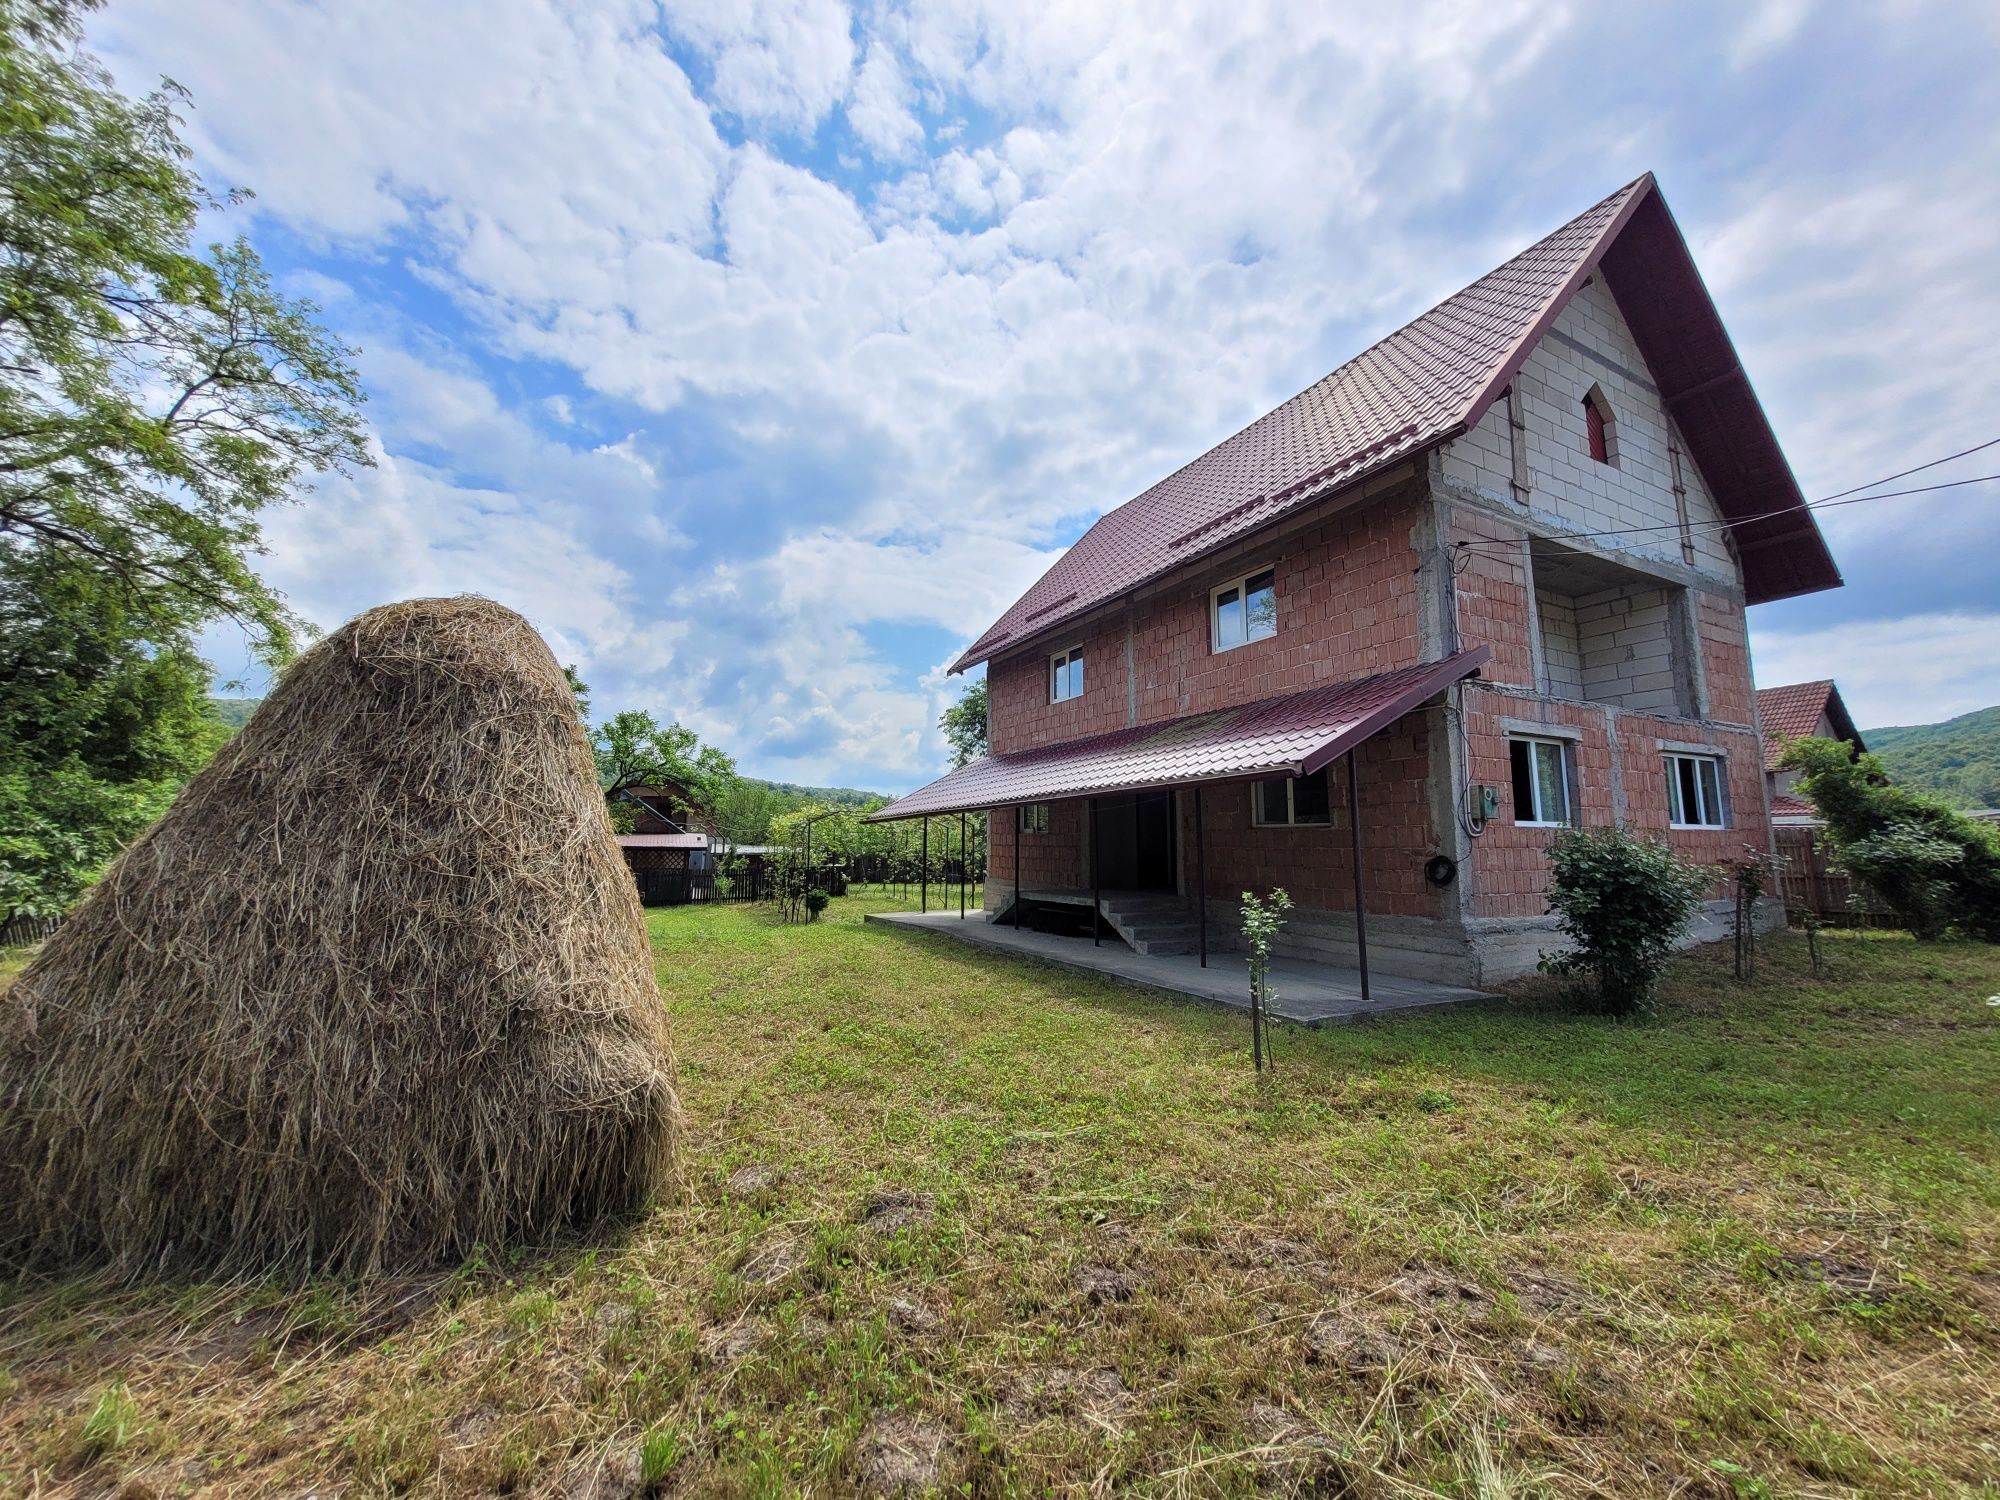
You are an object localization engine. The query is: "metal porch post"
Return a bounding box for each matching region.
[959,812,967,919]
[1194,785,1208,967]
[1013,809,1022,929]
[1090,796,1101,946]
[1346,749,1371,1005]
[920,816,928,914]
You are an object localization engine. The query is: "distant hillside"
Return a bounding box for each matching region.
[1862,705,2000,810]
[209,696,261,729]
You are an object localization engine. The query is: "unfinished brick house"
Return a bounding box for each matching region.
[870,174,1841,986]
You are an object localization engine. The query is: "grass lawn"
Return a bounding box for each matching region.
[2,891,1997,1498]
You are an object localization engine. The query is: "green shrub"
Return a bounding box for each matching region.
[804,886,830,921]
[1782,738,2000,940]
[1539,825,1714,1016]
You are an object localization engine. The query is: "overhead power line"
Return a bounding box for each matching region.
[1450,439,2000,553]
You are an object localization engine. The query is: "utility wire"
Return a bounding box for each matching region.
[1814,434,2000,502]
[1452,463,2000,553]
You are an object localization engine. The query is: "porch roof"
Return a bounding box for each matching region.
[868,647,1488,822]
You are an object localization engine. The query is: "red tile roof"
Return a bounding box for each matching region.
[1769,792,1818,820]
[869,648,1488,821]
[953,174,1839,673]
[1756,679,1863,770]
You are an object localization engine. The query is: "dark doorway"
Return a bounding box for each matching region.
[1094,790,1177,891]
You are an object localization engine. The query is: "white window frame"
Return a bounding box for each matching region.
[1017,803,1050,834]
[1250,772,1332,828]
[1665,752,1727,829]
[1048,645,1084,704]
[1210,565,1278,653]
[1509,736,1574,828]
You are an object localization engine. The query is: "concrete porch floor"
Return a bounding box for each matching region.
[865,909,1493,1025]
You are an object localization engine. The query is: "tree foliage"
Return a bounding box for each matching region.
[1539,825,1714,1016]
[0,547,224,917]
[1,0,370,661]
[1782,737,2000,941]
[940,677,988,768]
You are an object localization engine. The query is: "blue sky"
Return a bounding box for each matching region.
[92,0,2000,790]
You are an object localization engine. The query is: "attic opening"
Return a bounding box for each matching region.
[1582,385,1617,466]
[1530,540,1693,717]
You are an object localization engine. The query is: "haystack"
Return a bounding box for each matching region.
[0,596,678,1278]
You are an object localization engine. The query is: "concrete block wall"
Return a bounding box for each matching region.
[1535,587,1584,697]
[1575,581,1680,715]
[1437,276,1737,586]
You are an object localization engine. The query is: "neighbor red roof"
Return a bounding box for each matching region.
[952,174,1840,673]
[1756,679,1863,770]
[869,649,1488,820]
[1769,793,1817,820]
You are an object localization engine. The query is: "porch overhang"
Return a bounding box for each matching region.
[868,647,1489,822]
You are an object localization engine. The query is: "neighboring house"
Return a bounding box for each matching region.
[614,782,718,901]
[869,173,1842,985]
[1755,679,1864,825]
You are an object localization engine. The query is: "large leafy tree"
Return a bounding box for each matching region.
[0,0,369,918]
[1,0,369,661]
[563,670,739,833]
[939,676,987,768]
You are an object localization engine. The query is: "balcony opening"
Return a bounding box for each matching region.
[1531,539,1689,716]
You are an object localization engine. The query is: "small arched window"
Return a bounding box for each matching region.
[1582,389,1614,465]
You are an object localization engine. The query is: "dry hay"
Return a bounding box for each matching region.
[0,596,678,1278]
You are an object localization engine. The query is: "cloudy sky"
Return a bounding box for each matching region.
[92,0,2000,789]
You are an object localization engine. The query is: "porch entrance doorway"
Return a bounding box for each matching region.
[1094,789,1176,891]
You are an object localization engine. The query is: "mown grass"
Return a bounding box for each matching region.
[1,892,1996,1498]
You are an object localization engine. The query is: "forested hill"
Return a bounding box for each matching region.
[1863,705,2000,810]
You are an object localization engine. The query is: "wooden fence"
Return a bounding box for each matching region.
[1772,825,1898,927]
[1,913,64,948]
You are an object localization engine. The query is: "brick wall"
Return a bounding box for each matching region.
[1450,508,1535,687]
[988,479,1430,754]
[1180,709,1443,920]
[1460,688,1618,918]
[1696,592,1756,727]
[1575,581,1679,714]
[983,798,1085,908]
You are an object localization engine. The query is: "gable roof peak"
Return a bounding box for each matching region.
[953,174,1837,673]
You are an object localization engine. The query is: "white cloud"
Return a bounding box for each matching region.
[1751,614,2000,729]
[88,0,2000,784]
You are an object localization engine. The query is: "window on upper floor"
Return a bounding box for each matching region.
[1251,770,1331,827]
[1583,388,1615,466]
[1510,736,1575,827]
[1212,566,1277,652]
[1017,803,1050,834]
[1048,646,1083,703]
[1665,753,1727,829]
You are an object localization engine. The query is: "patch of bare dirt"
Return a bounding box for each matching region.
[700,1320,768,1368]
[886,1295,941,1337]
[862,1188,934,1233]
[737,1236,803,1286]
[1388,1270,1495,1327]
[1246,1236,1335,1283]
[725,1163,782,1200]
[853,1413,957,1497]
[1073,1264,1139,1305]
[1301,1311,1402,1373]
[1003,1365,1132,1432]
[1506,1268,1589,1317]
